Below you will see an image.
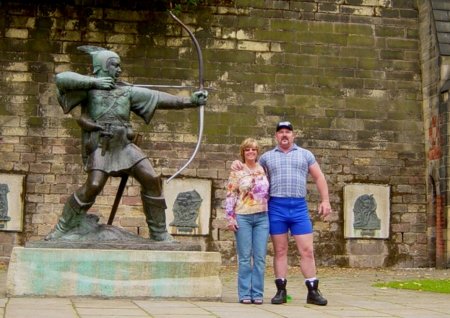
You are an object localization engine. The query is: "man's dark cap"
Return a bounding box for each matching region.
[276,121,293,131]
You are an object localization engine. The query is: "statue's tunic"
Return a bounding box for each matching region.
[55,72,192,175]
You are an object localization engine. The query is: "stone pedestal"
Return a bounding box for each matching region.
[6,247,222,299]
[346,240,388,267]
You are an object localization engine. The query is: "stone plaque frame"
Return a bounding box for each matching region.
[0,173,25,232]
[344,183,390,239]
[163,178,211,236]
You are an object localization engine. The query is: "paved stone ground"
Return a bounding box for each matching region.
[0,265,449,317]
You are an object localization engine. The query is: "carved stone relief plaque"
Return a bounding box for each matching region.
[163,178,211,235]
[0,174,25,231]
[344,184,390,239]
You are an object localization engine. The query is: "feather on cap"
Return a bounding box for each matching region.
[77,45,108,53]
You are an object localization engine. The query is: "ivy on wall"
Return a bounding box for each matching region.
[0,0,233,11]
[161,0,233,14]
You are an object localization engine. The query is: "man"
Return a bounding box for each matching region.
[232,121,331,306]
[45,46,207,242]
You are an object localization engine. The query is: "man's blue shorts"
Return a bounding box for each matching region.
[268,197,313,235]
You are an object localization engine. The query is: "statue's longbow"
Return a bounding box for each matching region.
[108,12,205,224]
[166,11,205,183]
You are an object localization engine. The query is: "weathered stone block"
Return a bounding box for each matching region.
[5,28,28,39]
[7,247,222,299]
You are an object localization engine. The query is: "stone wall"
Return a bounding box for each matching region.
[417,0,445,268]
[0,0,431,267]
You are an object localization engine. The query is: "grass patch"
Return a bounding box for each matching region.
[374,279,450,293]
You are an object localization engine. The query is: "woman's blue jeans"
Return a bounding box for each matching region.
[235,212,269,301]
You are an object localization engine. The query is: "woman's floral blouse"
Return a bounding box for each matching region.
[225,163,270,225]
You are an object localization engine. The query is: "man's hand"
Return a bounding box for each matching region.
[92,77,115,90]
[318,200,331,219]
[191,90,208,106]
[230,160,244,171]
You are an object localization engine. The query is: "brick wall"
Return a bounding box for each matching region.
[0,0,431,267]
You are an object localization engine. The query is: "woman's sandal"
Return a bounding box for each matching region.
[240,299,252,304]
[253,299,263,305]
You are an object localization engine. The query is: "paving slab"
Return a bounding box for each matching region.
[0,266,449,318]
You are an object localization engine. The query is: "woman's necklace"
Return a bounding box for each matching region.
[244,163,258,173]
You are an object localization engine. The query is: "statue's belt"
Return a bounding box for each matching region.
[96,122,133,156]
[97,121,131,129]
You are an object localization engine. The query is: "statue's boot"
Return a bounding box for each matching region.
[141,193,175,242]
[45,193,93,241]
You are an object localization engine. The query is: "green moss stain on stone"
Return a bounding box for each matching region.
[284,54,318,67]
[263,105,295,118]
[229,71,276,85]
[335,23,373,36]
[381,50,404,60]
[346,97,381,110]
[340,47,378,58]
[364,119,405,132]
[271,19,308,32]
[205,50,254,64]
[235,0,265,8]
[254,30,296,42]
[23,102,38,116]
[27,116,44,128]
[375,25,405,37]
[297,32,347,46]
[386,38,418,50]
[61,118,82,138]
[145,47,180,60]
[237,16,269,29]
[0,103,12,115]
[347,35,375,47]
[358,58,383,70]
[300,117,333,129]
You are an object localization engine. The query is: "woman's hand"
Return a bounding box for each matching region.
[227,219,239,232]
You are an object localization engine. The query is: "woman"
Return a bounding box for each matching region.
[225,138,270,304]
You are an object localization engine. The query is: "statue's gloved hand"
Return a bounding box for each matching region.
[191,90,208,106]
[92,77,115,90]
